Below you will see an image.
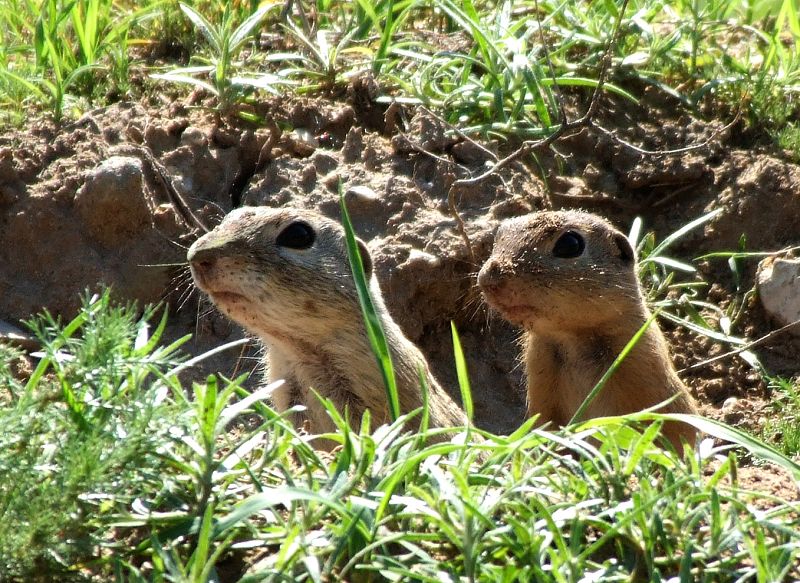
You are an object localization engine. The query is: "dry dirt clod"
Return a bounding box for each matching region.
[405,248,441,269]
[363,145,380,170]
[180,127,208,148]
[289,128,319,156]
[345,185,380,205]
[326,105,356,138]
[0,147,18,183]
[317,170,339,193]
[152,203,185,239]
[311,151,338,175]
[0,184,19,206]
[144,124,173,153]
[74,156,152,246]
[451,140,491,166]
[342,126,364,163]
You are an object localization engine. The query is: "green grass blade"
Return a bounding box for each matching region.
[417,364,431,436]
[656,413,800,480]
[230,3,277,52]
[449,321,473,423]
[179,2,222,55]
[189,501,215,581]
[339,184,400,422]
[214,488,351,537]
[0,68,46,99]
[372,0,395,74]
[135,305,168,356]
[216,379,279,432]
[647,255,697,272]
[540,76,640,102]
[648,208,722,258]
[568,309,659,425]
[150,71,219,95]
[622,419,663,475]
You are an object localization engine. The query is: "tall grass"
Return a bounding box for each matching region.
[0,0,157,122]
[1,0,797,140]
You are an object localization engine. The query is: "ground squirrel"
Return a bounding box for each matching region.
[478,210,698,448]
[188,206,466,446]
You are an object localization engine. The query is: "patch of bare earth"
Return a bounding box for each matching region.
[1,86,798,491]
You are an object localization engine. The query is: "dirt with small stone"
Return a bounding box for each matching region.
[1,84,798,497]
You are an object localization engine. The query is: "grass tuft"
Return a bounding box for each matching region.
[0,289,798,579]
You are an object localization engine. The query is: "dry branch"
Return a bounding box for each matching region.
[679,319,800,374]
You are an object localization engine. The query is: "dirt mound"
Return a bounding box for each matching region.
[1,93,799,434]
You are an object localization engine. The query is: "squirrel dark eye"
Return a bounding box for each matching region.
[276,221,315,249]
[552,230,585,258]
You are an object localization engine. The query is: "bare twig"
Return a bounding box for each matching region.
[679,319,800,374]
[419,106,499,162]
[451,0,632,189]
[257,119,282,168]
[396,135,460,167]
[447,174,475,262]
[121,144,210,234]
[593,109,741,157]
[550,190,641,208]
[651,182,701,208]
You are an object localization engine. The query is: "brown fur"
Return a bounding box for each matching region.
[478,210,698,448]
[187,206,465,447]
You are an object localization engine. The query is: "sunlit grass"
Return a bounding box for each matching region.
[1,256,798,580]
[763,375,800,456]
[0,0,797,143]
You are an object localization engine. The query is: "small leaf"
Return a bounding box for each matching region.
[645,256,697,273]
[180,3,222,54]
[230,3,279,52]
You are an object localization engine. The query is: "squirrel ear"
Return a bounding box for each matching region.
[356,238,373,277]
[613,233,635,264]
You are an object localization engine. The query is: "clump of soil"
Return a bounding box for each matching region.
[1,87,799,438]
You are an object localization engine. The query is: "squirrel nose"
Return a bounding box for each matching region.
[477,258,504,291]
[187,243,221,275]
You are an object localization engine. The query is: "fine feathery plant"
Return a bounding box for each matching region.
[0,291,189,577]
